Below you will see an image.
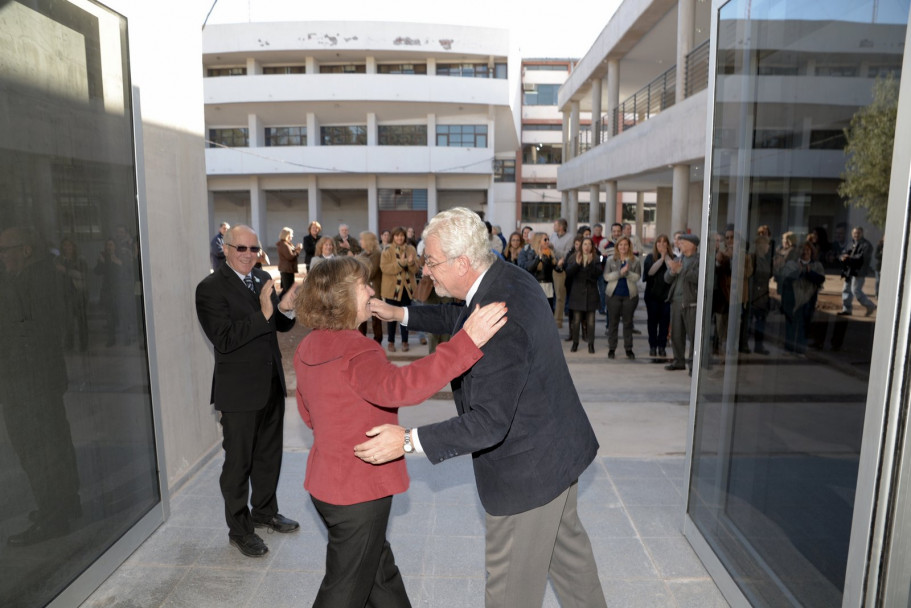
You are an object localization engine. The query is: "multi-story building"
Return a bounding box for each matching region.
[202,21,520,252]
[559,0,911,606]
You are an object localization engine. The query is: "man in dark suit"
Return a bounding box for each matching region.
[356,208,606,607]
[196,225,300,558]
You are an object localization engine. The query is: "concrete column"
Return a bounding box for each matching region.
[366,56,376,74]
[562,109,570,161]
[248,113,263,147]
[306,56,317,74]
[569,101,580,158]
[656,187,672,238]
[367,113,377,146]
[427,113,437,146]
[589,183,601,225]
[246,57,261,75]
[567,189,578,230]
[591,78,603,146]
[604,180,618,224]
[249,178,266,238]
[561,190,569,221]
[672,164,690,233]
[427,57,437,75]
[307,113,318,146]
[606,60,619,136]
[427,174,438,218]
[367,175,378,234]
[677,0,695,99]
[308,175,322,225]
[636,191,645,244]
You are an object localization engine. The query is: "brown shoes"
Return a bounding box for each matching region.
[387,343,396,353]
[402,343,410,352]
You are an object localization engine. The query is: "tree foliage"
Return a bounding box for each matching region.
[838,75,899,229]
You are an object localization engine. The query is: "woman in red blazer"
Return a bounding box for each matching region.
[294,256,506,608]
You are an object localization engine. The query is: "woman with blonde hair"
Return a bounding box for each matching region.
[380,227,419,352]
[294,256,506,608]
[309,236,337,270]
[604,236,641,359]
[357,231,384,344]
[276,227,302,292]
[522,233,556,310]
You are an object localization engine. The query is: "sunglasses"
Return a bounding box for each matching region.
[226,243,261,253]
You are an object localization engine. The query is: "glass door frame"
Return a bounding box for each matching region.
[682,1,911,606]
[47,83,170,608]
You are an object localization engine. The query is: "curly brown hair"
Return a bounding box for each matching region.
[295,256,369,330]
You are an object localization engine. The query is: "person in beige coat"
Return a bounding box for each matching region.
[604,236,642,359]
[380,227,418,352]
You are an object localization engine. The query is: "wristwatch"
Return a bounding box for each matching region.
[403,429,414,454]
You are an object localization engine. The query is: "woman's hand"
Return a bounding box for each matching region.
[462,302,508,348]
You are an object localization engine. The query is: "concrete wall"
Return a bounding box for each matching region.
[104,0,218,490]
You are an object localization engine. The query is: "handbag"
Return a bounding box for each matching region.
[414,274,434,302]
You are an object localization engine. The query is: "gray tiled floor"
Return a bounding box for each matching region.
[81,308,729,607]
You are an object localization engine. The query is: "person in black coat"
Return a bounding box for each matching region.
[355,208,606,608]
[565,237,602,353]
[643,235,673,358]
[195,225,301,558]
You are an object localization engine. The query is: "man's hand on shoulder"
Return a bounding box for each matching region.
[354,424,406,464]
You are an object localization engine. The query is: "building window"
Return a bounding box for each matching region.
[436,125,487,147]
[207,67,246,77]
[436,63,490,78]
[522,143,562,164]
[378,125,427,146]
[523,123,563,131]
[869,64,902,78]
[320,126,367,146]
[523,83,561,106]
[521,202,561,222]
[319,64,366,74]
[524,64,570,72]
[378,189,428,210]
[494,159,516,182]
[494,63,508,79]
[208,128,249,148]
[377,63,427,74]
[263,66,306,74]
[265,127,306,146]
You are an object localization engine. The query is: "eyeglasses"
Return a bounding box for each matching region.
[424,257,454,271]
[226,244,261,253]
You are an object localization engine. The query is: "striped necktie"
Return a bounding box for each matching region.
[244,275,255,293]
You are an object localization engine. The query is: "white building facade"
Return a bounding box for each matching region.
[203,21,520,251]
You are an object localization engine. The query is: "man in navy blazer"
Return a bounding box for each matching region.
[196,225,300,558]
[356,208,606,607]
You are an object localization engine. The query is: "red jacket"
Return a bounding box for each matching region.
[295,328,482,505]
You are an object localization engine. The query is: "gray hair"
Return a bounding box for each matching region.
[424,208,495,272]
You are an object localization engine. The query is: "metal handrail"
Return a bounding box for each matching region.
[610,66,677,136]
[685,40,711,97]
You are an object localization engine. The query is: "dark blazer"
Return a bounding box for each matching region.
[408,259,599,516]
[195,263,295,412]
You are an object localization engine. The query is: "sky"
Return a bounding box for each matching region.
[202,0,622,59]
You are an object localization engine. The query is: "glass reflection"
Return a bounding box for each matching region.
[688,0,908,605]
[0,2,160,606]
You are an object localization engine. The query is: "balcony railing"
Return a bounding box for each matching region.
[685,39,710,97]
[610,66,677,137]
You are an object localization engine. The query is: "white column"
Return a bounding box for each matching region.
[307,113,318,146]
[562,109,571,161]
[427,57,437,75]
[606,60,619,136]
[569,101,580,159]
[367,113,377,146]
[308,175,322,225]
[427,113,437,146]
[246,57,261,75]
[589,183,601,225]
[306,56,317,74]
[591,78,603,147]
[249,177,266,238]
[367,175,378,234]
[604,180,618,224]
[567,189,578,230]
[248,113,263,147]
[677,0,695,99]
[366,56,377,74]
[427,174,438,218]
[672,164,690,233]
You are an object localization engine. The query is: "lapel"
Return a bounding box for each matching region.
[220,263,260,304]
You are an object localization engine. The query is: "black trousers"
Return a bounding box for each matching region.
[311,495,411,608]
[218,373,284,538]
[280,271,295,293]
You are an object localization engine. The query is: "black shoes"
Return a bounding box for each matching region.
[649,347,657,357]
[588,343,595,354]
[658,347,667,357]
[626,349,635,360]
[665,363,686,370]
[608,350,615,359]
[253,513,300,534]
[571,343,579,352]
[230,533,268,557]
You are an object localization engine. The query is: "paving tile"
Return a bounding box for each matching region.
[604,458,667,478]
[625,505,685,538]
[579,505,637,538]
[602,579,677,608]
[666,579,731,607]
[124,526,219,567]
[593,537,659,579]
[643,536,711,578]
[612,476,684,507]
[245,570,322,608]
[424,535,485,577]
[80,565,187,608]
[159,567,264,608]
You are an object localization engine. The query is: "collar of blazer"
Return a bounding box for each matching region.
[220,262,263,296]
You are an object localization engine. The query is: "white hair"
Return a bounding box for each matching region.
[424,208,495,271]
